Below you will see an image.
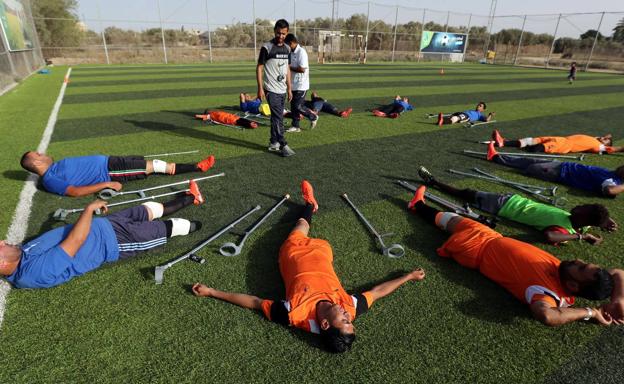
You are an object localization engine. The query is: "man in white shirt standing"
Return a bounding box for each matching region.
[285,34,318,132]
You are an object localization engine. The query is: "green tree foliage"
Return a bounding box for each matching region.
[612,18,624,42]
[32,0,83,47]
[580,29,604,41]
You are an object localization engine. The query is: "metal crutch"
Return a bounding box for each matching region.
[219,194,290,256]
[462,149,585,161]
[154,205,261,284]
[144,150,199,158]
[53,189,190,221]
[448,169,553,195]
[98,173,225,200]
[341,193,405,258]
[463,120,497,128]
[472,168,558,196]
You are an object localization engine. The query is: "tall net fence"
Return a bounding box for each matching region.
[29,0,624,73]
[0,0,44,93]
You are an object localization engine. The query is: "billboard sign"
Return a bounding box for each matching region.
[0,0,35,51]
[420,31,467,54]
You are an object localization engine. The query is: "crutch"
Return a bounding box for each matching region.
[396,180,498,228]
[53,189,189,221]
[424,113,450,119]
[219,194,290,256]
[154,205,261,284]
[463,120,497,128]
[144,150,199,158]
[341,193,405,258]
[472,168,558,196]
[463,149,585,161]
[98,173,225,200]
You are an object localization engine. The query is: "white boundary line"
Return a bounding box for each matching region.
[0,67,72,328]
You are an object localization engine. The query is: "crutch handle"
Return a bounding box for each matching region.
[383,243,405,258]
[219,242,242,257]
[98,188,119,200]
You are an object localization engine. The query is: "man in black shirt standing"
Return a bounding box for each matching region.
[257,19,295,157]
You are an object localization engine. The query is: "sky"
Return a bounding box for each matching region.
[75,0,624,38]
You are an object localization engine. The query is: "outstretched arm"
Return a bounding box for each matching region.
[530,300,612,326]
[368,268,425,302]
[603,269,624,324]
[604,184,624,197]
[192,283,263,311]
[65,182,121,197]
[544,231,603,245]
[486,112,495,122]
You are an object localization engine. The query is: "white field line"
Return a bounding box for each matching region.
[0,67,72,329]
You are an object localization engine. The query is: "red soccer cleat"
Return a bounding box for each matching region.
[437,112,444,127]
[301,179,318,212]
[196,155,215,172]
[487,142,499,161]
[187,180,205,205]
[372,110,386,117]
[340,107,353,118]
[492,129,505,147]
[408,185,426,211]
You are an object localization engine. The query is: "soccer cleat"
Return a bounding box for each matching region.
[408,185,426,211]
[492,129,505,147]
[268,142,281,152]
[310,116,319,129]
[286,127,301,133]
[372,110,386,117]
[196,155,215,172]
[281,145,296,157]
[187,180,205,205]
[340,107,353,118]
[417,166,436,185]
[487,142,499,161]
[437,112,444,127]
[301,179,319,212]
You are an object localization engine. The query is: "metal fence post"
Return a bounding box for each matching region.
[363,1,370,63]
[96,1,110,64]
[156,0,168,64]
[445,11,450,32]
[585,11,605,72]
[483,0,497,59]
[513,15,527,66]
[391,5,398,62]
[252,0,257,60]
[545,13,561,68]
[417,8,426,62]
[293,0,297,36]
[204,0,213,63]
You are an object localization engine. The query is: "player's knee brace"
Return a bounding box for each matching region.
[142,201,164,219]
[519,138,535,147]
[166,218,192,237]
[152,159,168,174]
[434,212,459,231]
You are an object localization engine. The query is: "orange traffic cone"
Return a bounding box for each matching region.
[439,68,445,75]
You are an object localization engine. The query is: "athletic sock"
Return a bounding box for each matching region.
[442,117,453,124]
[164,218,202,237]
[504,140,521,147]
[174,163,199,174]
[413,201,441,225]
[162,195,194,216]
[300,203,314,225]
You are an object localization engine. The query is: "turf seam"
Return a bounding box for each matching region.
[0,67,72,329]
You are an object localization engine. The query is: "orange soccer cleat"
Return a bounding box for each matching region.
[187,180,205,205]
[492,129,505,148]
[301,179,319,212]
[408,185,426,211]
[487,142,499,161]
[196,155,215,172]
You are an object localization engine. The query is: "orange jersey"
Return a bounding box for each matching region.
[208,110,240,125]
[533,135,603,154]
[437,219,575,308]
[261,230,374,333]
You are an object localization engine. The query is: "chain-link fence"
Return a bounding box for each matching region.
[29,0,624,73]
[0,0,44,94]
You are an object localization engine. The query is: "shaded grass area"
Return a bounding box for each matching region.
[1,63,624,384]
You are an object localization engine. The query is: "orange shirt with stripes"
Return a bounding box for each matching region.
[437,218,575,308]
[534,135,602,154]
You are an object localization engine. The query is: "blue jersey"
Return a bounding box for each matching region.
[558,162,622,194]
[393,99,413,112]
[464,110,487,122]
[6,219,119,289]
[240,99,261,114]
[42,155,111,196]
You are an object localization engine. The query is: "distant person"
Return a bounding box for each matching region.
[285,33,318,132]
[372,95,413,119]
[20,151,215,197]
[437,101,494,126]
[491,130,624,155]
[239,93,262,115]
[305,91,352,118]
[257,19,294,157]
[195,110,258,129]
[568,62,577,84]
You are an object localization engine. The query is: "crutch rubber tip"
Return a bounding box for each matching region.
[284,194,290,199]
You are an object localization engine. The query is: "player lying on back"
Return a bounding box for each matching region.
[490,130,624,155]
[437,101,494,126]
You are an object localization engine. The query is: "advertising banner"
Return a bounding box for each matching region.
[420,31,467,54]
[0,0,35,51]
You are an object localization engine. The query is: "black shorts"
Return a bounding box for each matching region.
[107,205,168,259]
[451,112,470,123]
[107,156,148,182]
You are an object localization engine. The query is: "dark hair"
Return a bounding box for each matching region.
[571,62,577,65]
[570,204,610,227]
[285,33,298,44]
[615,165,624,179]
[477,101,487,109]
[274,19,289,31]
[20,151,35,172]
[319,326,355,353]
[559,262,614,300]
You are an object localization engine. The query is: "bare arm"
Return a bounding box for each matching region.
[60,200,108,257]
[65,182,121,197]
[192,283,263,311]
[605,146,624,154]
[486,112,495,122]
[290,66,306,73]
[530,300,612,326]
[369,268,425,302]
[256,64,265,100]
[286,66,292,102]
[603,269,624,324]
[604,184,624,197]
[544,231,602,245]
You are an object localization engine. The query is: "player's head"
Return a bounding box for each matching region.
[598,134,613,146]
[403,96,409,103]
[559,259,613,300]
[20,151,53,174]
[318,302,356,353]
[476,102,487,111]
[273,19,289,44]
[571,62,576,67]
[0,240,21,276]
[285,33,298,50]
[569,204,611,228]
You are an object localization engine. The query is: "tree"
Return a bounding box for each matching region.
[31,0,84,47]
[613,17,624,42]
[580,29,604,41]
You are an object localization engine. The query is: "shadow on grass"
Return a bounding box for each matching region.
[2,169,28,181]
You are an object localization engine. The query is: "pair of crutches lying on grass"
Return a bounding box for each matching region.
[424,113,497,128]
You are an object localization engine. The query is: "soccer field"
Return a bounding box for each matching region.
[1,63,624,383]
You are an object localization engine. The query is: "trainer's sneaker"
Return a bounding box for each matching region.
[492,129,505,147]
[487,141,499,161]
[437,112,444,127]
[188,180,205,205]
[310,116,319,129]
[196,155,215,172]
[281,145,296,157]
[417,166,436,185]
[268,142,281,152]
[389,112,400,119]
[408,185,426,211]
[372,110,386,117]
[340,107,353,118]
[286,127,301,133]
[301,179,318,212]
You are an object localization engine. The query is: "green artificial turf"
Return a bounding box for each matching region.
[1,63,624,383]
